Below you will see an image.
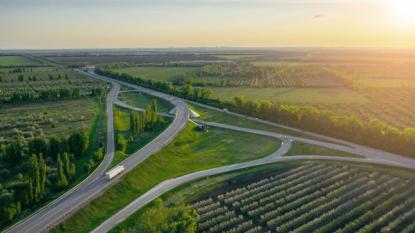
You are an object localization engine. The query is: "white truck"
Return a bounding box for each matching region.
[105,165,125,180]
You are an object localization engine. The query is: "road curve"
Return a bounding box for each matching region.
[91,97,415,233]
[91,139,292,233]
[4,70,190,233]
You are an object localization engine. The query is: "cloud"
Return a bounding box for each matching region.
[313,14,326,19]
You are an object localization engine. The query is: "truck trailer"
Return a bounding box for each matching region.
[105,165,125,180]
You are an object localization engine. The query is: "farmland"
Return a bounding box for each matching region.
[208,87,367,105]
[110,66,197,82]
[0,98,101,142]
[112,161,415,233]
[0,56,109,228]
[191,162,415,233]
[0,56,42,67]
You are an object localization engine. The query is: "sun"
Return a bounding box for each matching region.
[388,0,415,26]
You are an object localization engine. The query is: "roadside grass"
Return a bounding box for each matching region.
[51,124,280,233]
[284,141,363,158]
[0,55,41,67]
[209,87,368,105]
[112,106,172,166]
[118,91,173,113]
[111,66,198,82]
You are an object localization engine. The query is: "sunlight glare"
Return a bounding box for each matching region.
[388,0,415,26]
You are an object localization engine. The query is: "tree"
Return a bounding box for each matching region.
[117,136,127,152]
[39,155,47,196]
[28,137,47,156]
[63,153,75,180]
[68,131,89,157]
[5,140,24,166]
[130,111,137,135]
[48,137,61,160]
[30,154,41,202]
[56,154,68,190]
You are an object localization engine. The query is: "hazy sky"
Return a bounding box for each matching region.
[1,0,414,49]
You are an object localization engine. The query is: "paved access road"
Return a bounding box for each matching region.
[91,90,415,233]
[4,70,190,233]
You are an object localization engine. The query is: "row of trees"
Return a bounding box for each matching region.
[98,67,415,159]
[116,100,166,153]
[1,87,104,103]
[196,64,350,88]
[227,96,415,158]
[129,100,165,136]
[0,131,90,223]
[96,68,212,102]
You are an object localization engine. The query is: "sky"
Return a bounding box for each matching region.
[0,0,414,49]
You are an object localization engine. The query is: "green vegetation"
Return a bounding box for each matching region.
[112,198,197,233]
[0,59,107,230]
[110,66,197,82]
[112,161,415,233]
[0,97,102,142]
[209,87,368,104]
[112,102,171,166]
[0,129,101,228]
[101,65,415,159]
[0,56,41,67]
[52,124,280,233]
[188,162,415,232]
[118,91,173,113]
[284,141,362,158]
[0,67,105,103]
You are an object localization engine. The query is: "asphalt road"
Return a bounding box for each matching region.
[91,91,415,233]
[7,69,415,233]
[4,70,190,233]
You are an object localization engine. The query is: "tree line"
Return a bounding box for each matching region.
[117,100,165,153]
[97,67,415,159]
[0,131,93,224]
[1,87,104,103]
[129,100,165,136]
[96,68,212,102]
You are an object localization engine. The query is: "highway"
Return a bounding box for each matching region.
[4,70,190,233]
[7,69,415,233]
[91,116,415,233]
[91,87,415,233]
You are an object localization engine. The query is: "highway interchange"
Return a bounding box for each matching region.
[5,69,415,233]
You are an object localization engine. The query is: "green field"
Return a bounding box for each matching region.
[112,106,171,166]
[52,124,280,233]
[111,66,197,81]
[0,97,102,142]
[111,161,415,233]
[0,56,41,67]
[118,91,173,113]
[209,87,368,104]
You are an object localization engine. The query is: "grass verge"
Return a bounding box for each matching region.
[284,141,363,158]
